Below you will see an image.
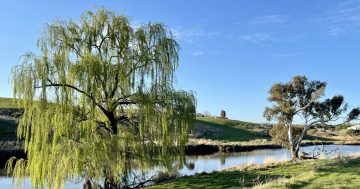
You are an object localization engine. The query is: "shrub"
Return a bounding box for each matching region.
[269,124,303,149]
[307,129,317,134]
[335,124,351,131]
[153,170,181,184]
[345,129,360,136]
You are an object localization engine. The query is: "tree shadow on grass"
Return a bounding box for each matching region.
[155,171,283,189]
[277,159,360,189]
[316,158,360,175]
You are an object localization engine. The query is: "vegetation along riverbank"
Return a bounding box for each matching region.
[2,97,360,166]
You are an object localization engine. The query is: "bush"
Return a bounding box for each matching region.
[345,129,360,136]
[269,124,303,149]
[153,170,181,184]
[335,124,350,131]
[307,129,317,134]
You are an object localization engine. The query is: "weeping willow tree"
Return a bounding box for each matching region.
[7,9,196,189]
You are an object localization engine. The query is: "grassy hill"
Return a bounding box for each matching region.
[0,97,20,108]
[193,117,269,142]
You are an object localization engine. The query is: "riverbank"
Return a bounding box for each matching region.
[185,138,360,155]
[148,155,360,188]
[1,136,360,168]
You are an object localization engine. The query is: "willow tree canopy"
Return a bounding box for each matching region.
[8,9,196,189]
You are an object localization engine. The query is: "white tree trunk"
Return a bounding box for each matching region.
[287,124,299,159]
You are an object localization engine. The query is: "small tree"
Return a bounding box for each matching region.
[8,9,196,189]
[220,110,226,119]
[264,76,359,159]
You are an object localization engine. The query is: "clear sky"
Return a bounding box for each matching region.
[1,0,360,123]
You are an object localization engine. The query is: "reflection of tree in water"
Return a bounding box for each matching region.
[185,160,195,170]
[220,155,226,165]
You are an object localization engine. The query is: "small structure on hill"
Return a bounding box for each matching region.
[220,110,226,119]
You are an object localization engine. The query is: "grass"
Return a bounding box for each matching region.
[0,97,20,108]
[194,117,269,142]
[196,116,259,128]
[149,157,360,189]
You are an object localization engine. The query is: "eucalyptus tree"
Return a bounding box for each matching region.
[264,76,359,159]
[7,9,196,189]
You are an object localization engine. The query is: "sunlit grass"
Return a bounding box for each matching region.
[194,117,269,142]
[149,156,360,189]
[0,97,20,108]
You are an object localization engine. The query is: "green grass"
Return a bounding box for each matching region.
[194,117,269,142]
[196,117,259,128]
[149,157,360,189]
[0,97,20,108]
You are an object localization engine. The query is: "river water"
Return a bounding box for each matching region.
[1,145,360,188]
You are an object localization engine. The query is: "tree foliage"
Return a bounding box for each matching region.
[268,124,303,149]
[7,9,196,189]
[264,76,359,158]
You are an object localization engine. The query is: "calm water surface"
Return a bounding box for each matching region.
[2,145,360,188]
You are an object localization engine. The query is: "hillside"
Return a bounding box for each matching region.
[193,117,269,142]
[0,97,20,108]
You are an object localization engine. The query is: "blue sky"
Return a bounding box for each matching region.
[1,0,360,123]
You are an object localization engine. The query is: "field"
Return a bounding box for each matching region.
[149,156,360,189]
[193,117,269,142]
[0,97,20,108]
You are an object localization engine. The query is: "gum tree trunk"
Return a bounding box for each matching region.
[288,124,300,159]
[290,145,300,159]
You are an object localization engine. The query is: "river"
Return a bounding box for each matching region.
[1,145,360,188]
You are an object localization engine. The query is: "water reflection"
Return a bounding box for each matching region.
[2,145,360,188]
[180,145,360,175]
